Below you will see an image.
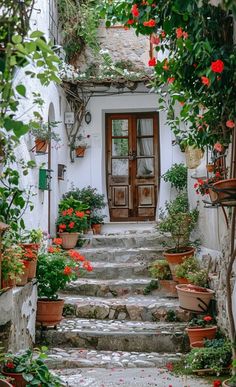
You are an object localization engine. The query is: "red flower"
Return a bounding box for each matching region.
[148,57,156,67]
[182,31,188,39]
[5,362,15,369]
[143,19,156,27]
[83,261,93,271]
[167,77,175,84]
[59,224,66,230]
[150,34,160,45]
[68,250,85,262]
[127,19,135,25]
[176,27,183,38]
[203,315,213,322]
[85,210,90,214]
[131,4,139,17]
[201,76,210,87]
[69,221,75,229]
[64,266,72,275]
[161,31,166,38]
[53,238,63,245]
[48,246,55,253]
[226,120,235,128]
[214,142,224,153]
[75,211,85,218]
[213,380,222,387]
[62,210,67,216]
[166,362,174,371]
[211,59,224,73]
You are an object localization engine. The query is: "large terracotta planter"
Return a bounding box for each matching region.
[163,247,195,281]
[91,224,102,235]
[35,139,48,154]
[190,341,204,349]
[0,380,14,387]
[36,299,65,327]
[1,277,16,289]
[159,279,178,297]
[209,178,236,206]
[176,284,215,313]
[28,260,37,280]
[59,232,79,249]
[1,371,26,387]
[186,326,217,344]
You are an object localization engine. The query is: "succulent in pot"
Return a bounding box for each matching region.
[36,238,93,326]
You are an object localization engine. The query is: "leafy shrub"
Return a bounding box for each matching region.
[175,256,208,287]
[149,260,172,280]
[63,186,106,211]
[162,163,187,192]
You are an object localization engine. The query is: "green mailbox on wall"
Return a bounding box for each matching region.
[39,169,53,190]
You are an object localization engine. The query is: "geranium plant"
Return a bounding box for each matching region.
[188,315,216,328]
[194,171,224,196]
[56,197,89,233]
[36,238,93,300]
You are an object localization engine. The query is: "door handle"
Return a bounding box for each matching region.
[129,151,136,161]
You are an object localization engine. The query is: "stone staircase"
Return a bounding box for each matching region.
[37,226,195,386]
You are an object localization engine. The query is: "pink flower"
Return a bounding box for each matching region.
[167,77,175,84]
[201,76,210,87]
[148,57,156,67]
[150,34,160,45]
[131,4,139,17]
[214,142,224,153]
[226,120,235,128]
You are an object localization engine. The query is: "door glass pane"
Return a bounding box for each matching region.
[112,159,128,176]
[112,138,128,156]
[137,137,153,156]
[137,158,154,177]
[112,120,128,136]
[137,119,153,136]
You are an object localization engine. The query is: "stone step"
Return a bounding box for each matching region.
[84,261,148,279]
[81,231,170,249]
[37,318,188,353]
[101,221,157,235]
[46,347,183,369]
[62,295,190,322]
[64,278,160,297]
[77,246,164,263]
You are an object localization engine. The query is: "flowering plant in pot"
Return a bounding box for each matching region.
[36,238,93,326]
[1,347,62,386]
[1,245,24,289]
[30,120,61,154]
[158,193,198,279]
[186,315,218,345]
[175,256,208,286]
[149,259,177,297]
[19,229,43,279]
[56,197,89,249]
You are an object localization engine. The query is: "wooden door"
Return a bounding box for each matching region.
[106,112,159,221]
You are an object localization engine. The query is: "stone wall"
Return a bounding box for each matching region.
[0,282,37,352]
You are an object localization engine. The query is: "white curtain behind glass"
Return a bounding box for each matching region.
[137,119,154,176]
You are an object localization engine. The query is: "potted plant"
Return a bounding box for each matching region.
[1,348,62,386]
[175,256,208,286]
[162,163,187,192]
[90,212,105,235]
[20,229,43,280]
[176,283,215,313]
[1,245,24,289]
[159,193,198,280]
[186,315,218,345]
[56,197,88,249]
[62,185,106,213]
[0,379,13,387]
[74,135,91,157]
[149,259,177,297]
[30,121,60,154]
[36,238,93,326]
[223,359,236,386]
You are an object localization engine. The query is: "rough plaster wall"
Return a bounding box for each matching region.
[0,283,37,352]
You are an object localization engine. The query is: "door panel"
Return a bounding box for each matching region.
[106,113,159,221]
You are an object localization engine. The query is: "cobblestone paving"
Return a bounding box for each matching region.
[54,368,212,387]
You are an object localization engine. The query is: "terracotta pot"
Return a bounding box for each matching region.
[36,299,65,327]
[28,260,37,280]
[190,341,204,349]
[186,326,217,344]
[91,224,102,235]
[0,380,14,387]
[1,277,16,289]
[35,139,48,154]
[163,247,195,281]
[209,178,236,206]
[75,146,86,157]
[206,164,214,173]
[20,243,39,252]
[16,265,29,286]
[175,277,190,284]
[59,232,79,249]
[176,284,215,313]
[222,380,231,387]
[1,371,26,387]
[159,279,178,297]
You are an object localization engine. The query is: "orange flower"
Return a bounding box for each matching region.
[176,27,183,38]
[75,211,85,218]
[214,142,224,153]
[201,76,210,87]
[69,221,75,229]
[59,224,66,230]
[62,210,67,216]
[53,238,63,245]
[68,250,85,262]
[203,315,212,322]
[83,261,93,271]
[167,77,175,84]
[48,246,55,253]
[24,249,36,260]
[64,266,72,275]
[143,19,156,27]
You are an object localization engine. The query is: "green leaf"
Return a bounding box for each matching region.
[30,31,45,38]
[16,84,26,97]
[12,35,22,44]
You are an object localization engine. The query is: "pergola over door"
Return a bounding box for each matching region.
[106,112,159,221]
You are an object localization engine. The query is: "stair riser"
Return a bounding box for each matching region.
[37,331,186,353]
[64,283,158,297]
[79,249,163,263]
[63,302,190,322]
[83,235,169,249]
[86,266,148,279]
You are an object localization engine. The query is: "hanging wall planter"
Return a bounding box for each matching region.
[75,146,86,158]
[34,139,48,154]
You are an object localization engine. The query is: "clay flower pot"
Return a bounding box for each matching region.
[0,380,14,387]
[35,139,48,154]
[190,341,204,349]
[59,232,79,249]
[91,224,102,235]
[16,263,29,286]
[1,277,16,289]
[163,247,195,281]
[159,279,178,297]
[75,146,86,158]
[209,178,236,206]
[222,380,232,387]
[176,284,215,313]
[36,299,65,327]
[186,326,217,344]
[28,260,37,280]
[1,371,27,387]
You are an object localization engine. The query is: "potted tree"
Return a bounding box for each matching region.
[30,121,60,154]
[56,197,88,249]
[36,238,93,326]
[159,193,198,280]
[149,259,177,297]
